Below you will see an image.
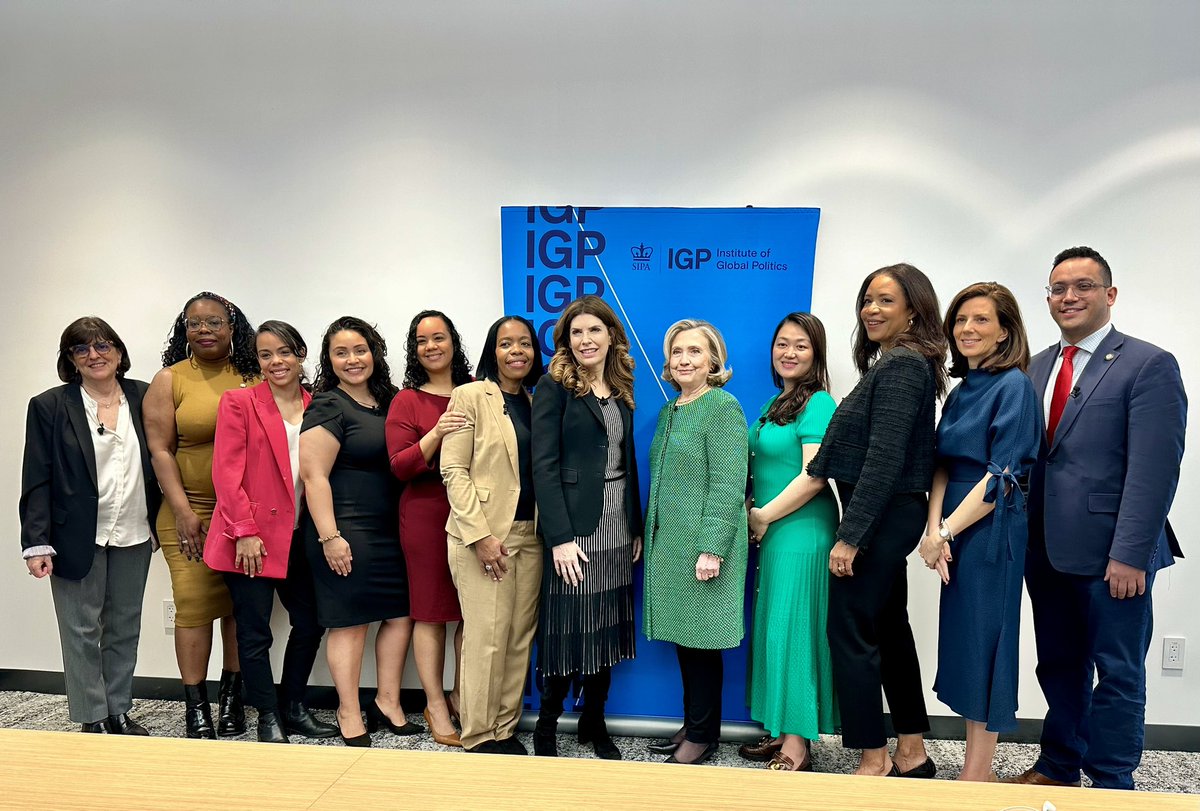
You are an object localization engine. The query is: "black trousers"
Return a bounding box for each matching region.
[676,646,723,744]
[827,489,930,749]
[224,530,325,711]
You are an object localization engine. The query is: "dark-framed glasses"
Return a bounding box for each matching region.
[185,316,229,332]
[1045,280,1106,299]
[70,341,115,359]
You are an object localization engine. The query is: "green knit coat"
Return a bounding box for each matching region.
[642,388,749,649]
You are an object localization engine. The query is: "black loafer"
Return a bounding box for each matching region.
[897,757,937,779]
[496,736,528,755]
[81,722,109,734]
[648,727,686,755]
[106,713,150,736]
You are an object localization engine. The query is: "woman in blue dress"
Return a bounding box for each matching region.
[919,282,1040,781]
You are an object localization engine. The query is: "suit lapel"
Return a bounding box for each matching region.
[121,379,151,471]
[1050,329,1124,452]
[1029,343,1057,420]
[65,384,98,486]
[484,381,521,481]
[583,393,605,428]
[253,384,295,501]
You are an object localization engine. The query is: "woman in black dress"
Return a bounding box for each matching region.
[300,316,420,746]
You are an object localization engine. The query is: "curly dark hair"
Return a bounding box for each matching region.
[161,292,258,380]
[402,309,473,389]
[313,315,399,408]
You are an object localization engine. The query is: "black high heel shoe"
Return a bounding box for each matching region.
[365,700,424,736]
[336,711,371,747]
[665,740,719,765]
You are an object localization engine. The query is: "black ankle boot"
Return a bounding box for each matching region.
[534,675,571,757]
[216,670,246,737]
[578,714,621,760]
[256,710,289,743]
[183,682,216,739]
[533,715,558,757]
[282,701,339,739]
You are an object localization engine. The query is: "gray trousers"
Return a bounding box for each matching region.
[50,542,152,723]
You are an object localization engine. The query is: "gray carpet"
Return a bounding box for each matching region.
[3,691,1196,794]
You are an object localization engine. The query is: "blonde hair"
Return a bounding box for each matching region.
[661,319,733,391]
[547,296,636,409]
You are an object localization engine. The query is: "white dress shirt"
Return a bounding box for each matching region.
[1041,322,1115,417]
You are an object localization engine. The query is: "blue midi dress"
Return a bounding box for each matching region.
[933,367,1040,732]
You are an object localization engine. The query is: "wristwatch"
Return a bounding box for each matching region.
[937,520,954,543]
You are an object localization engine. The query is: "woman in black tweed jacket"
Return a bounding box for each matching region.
[808,263,947,778]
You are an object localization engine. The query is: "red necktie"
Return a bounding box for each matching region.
[1046,345,1079,444]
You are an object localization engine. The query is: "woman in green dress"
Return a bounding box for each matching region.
[743,312,839,772]
[643,319,748,766]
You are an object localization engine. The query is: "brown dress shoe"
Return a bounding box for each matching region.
[1001,767,1081,787]
[738,735,783,762]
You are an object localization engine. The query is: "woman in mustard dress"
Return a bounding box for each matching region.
[144,292,260,738]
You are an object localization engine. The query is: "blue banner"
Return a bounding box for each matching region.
[501,206,820,720]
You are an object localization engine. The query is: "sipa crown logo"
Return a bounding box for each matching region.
[631,242,653,271]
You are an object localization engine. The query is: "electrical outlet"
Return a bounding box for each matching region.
[1163,636,1185,671]
[163,599,176,631]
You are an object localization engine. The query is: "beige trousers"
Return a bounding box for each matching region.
[448,520,542,749]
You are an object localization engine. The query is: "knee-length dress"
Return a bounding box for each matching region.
[539,397,636,676]
[746,391,840,739]
[301,389,409,628]
[156,356,252,627]
[933,367,1039,732]
[386,388,462,623]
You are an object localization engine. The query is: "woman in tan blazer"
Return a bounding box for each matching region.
[442,315,545,754]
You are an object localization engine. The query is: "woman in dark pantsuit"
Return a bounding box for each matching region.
[808,264,947,778]
[531,296,643,760]
[20,317,160,735]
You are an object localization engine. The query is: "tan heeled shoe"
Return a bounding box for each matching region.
[424,707,462,747]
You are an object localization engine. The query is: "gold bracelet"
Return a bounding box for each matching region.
[318,530,342,545]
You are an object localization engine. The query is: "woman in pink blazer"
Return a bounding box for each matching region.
[204,321,337,743]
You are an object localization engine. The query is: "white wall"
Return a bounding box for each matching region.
[2,1,1197,725]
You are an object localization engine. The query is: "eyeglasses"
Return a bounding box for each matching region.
[69,342,114,359]
[185,317,229,332]
[1045,280,1107,299]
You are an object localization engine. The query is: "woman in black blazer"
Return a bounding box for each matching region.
[531,295,643,759]
[808,264,947,778]
[19,317,161,734]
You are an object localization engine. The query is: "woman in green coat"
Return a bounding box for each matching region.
[642,319,748,766]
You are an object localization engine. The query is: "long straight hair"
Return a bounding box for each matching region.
[764,312,830,425]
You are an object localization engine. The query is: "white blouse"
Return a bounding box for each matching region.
[285,419,304,528]
[82,389,150,548]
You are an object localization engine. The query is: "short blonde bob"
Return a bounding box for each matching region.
[661,318,733,392]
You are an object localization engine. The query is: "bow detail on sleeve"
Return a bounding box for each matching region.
[982,461,1024,564]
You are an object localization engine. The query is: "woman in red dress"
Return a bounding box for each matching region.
[385,310,473,747]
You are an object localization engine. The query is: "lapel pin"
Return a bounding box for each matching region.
[1104,353,1115,361]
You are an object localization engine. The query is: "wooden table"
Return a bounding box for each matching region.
[1,728,1195,810]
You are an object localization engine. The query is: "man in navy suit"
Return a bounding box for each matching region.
[1005,246,1187,789]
